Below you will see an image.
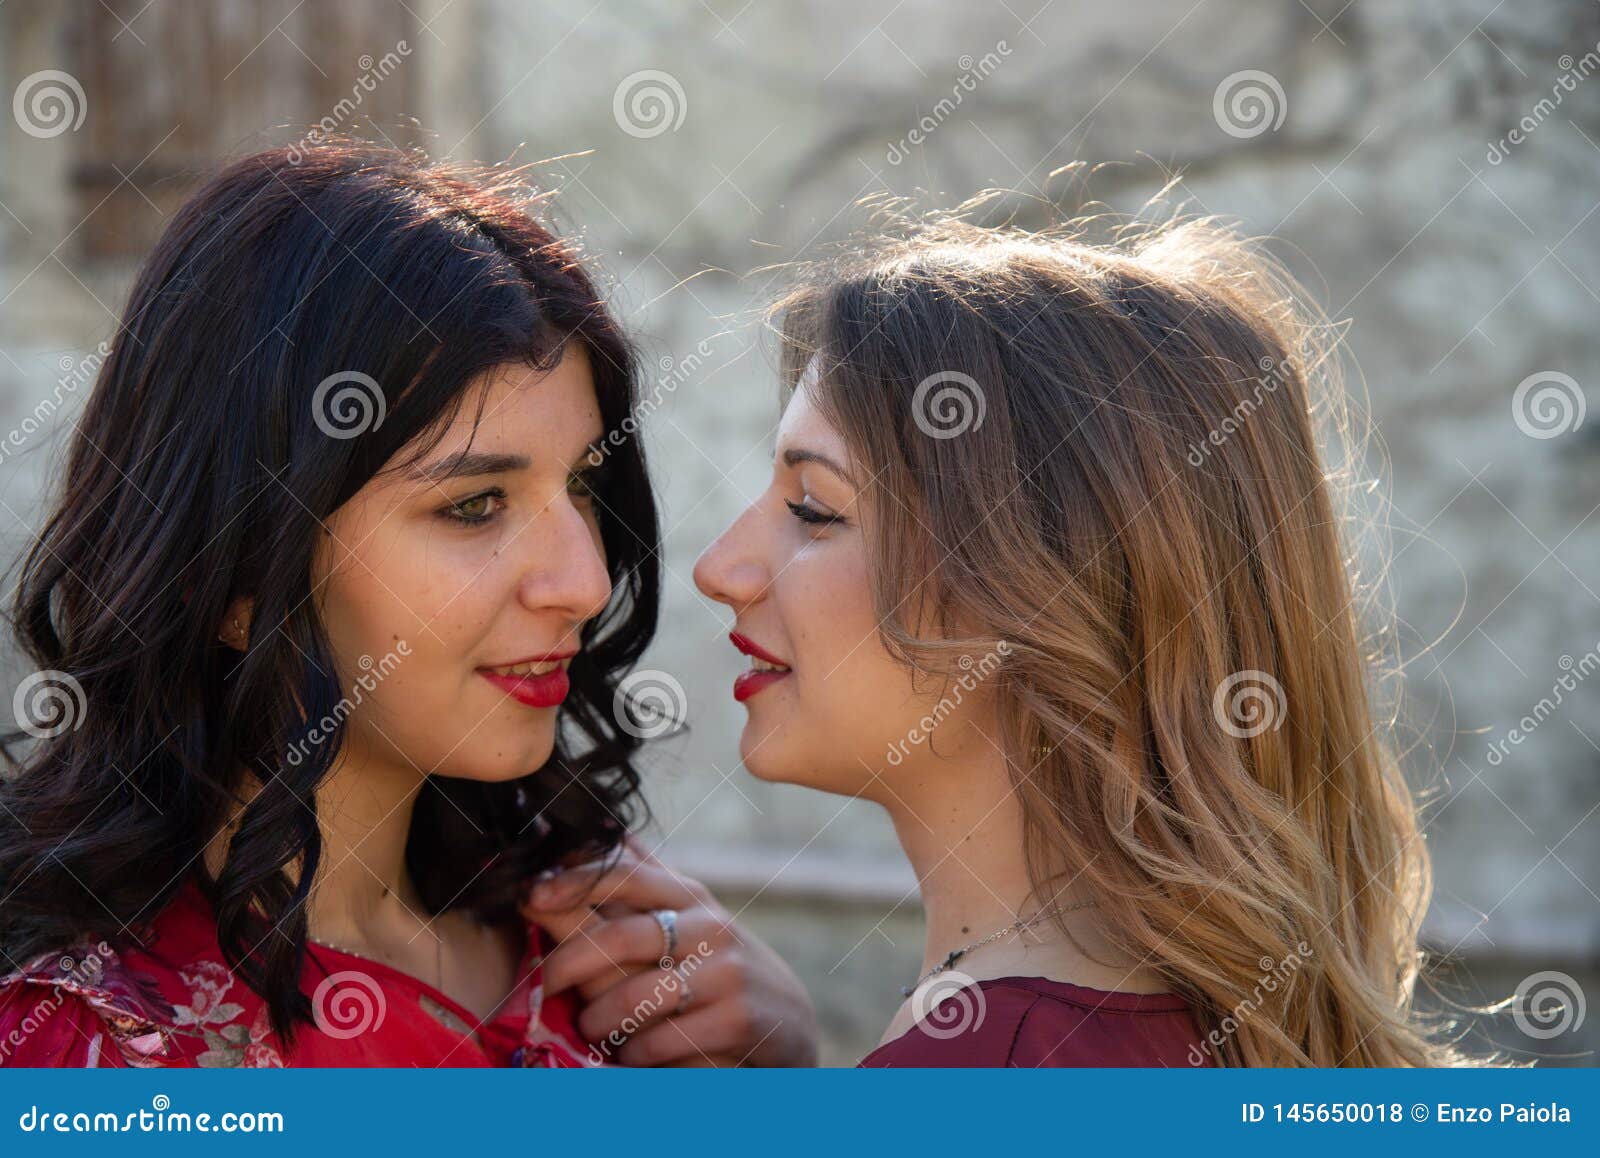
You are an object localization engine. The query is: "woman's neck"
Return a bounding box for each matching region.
[203,746,430,945]
[882,732,1168,994]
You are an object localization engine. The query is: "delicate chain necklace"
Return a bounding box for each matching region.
[310,928,444,993]
[901,899,1098,997]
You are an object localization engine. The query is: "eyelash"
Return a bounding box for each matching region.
[440,486,507,527]
[438,467,606,528]
[785,498,843,527]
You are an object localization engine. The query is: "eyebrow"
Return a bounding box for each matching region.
[780,447,856,487]
[406,450,531,484]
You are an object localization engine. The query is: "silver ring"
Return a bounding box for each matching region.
[652,908,678,966]
[671,964,694,1013]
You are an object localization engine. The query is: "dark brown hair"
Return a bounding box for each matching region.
[1,142,661,1044]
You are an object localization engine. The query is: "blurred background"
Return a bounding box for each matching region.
[1,0,1596,1065]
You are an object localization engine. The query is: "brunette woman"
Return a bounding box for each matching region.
[0,143,816,1067]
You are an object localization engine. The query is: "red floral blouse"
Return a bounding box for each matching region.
[0,876,598,1068]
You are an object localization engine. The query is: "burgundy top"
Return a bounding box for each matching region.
[859,976,1213,1068]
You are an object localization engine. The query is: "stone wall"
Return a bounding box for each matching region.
[2,0,1595,1064]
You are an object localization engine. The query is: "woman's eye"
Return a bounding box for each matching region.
[568,466,606,505]
[440,489,505,526]
[785,498,842,527]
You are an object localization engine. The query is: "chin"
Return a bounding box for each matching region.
[428,728,559,783]
[738,729,873,797]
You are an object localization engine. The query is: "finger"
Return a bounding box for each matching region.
[576,957,731,1044]
[524,856,702,914]
[615,1005,752,1068]
[541,909,723,995]
[525,901,599,948]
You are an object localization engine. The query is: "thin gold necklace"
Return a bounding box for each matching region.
[310,927,444,994]
[902,899,1098,996]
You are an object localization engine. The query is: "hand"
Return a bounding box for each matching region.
[521,836,819,1067]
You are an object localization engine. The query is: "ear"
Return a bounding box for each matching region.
[217,595,255,651]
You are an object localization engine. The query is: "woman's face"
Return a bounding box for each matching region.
[310,344,612,784]
[693,371,995,799]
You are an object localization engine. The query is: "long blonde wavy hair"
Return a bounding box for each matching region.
[771,199,1485,1066]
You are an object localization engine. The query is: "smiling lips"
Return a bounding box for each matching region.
[478,651,576,708]
[729,632,792,702]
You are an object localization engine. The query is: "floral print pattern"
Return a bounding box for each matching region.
[0,878,597,1068]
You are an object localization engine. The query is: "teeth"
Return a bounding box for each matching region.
[750,658,789,673]
[489,660,561,677]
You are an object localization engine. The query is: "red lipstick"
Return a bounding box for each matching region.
[729,632,791,703]
[478,651,576,709]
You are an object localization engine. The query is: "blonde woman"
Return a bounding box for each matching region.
[693,210,1476,1066]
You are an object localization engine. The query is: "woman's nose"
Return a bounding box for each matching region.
[520,506,612,622]
[693,508,767,610]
